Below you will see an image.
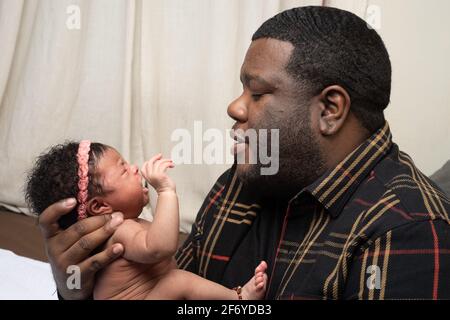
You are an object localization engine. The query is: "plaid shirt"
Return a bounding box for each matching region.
[175,122,450,300]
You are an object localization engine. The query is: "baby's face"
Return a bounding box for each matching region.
[96,148,149,219]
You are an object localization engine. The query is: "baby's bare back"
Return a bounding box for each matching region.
[93,256,176,300]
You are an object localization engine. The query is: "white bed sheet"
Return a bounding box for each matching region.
[0,249,57,300]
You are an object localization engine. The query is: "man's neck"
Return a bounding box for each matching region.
[323,120,371,171]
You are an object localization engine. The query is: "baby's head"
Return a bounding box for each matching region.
[25,141,149,229]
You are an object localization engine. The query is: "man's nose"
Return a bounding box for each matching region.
[227,94,248,123]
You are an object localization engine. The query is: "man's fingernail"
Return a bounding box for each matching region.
[64,198,77,207]
[110,215,123,228]
[112,244,123,255]
[111,212,123,220]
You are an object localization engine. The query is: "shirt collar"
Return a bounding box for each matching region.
[300,121,393,218]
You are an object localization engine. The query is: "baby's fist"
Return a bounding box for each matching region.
[141,154,176,193]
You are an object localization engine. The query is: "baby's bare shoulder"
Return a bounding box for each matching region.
[109,218,144,245]
[136,217,152,227]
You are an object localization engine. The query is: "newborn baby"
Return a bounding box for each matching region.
[25,140,268,299]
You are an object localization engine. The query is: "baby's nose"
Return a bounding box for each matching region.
[130,164,139,174]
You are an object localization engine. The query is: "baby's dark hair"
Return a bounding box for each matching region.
[25,141,110,229]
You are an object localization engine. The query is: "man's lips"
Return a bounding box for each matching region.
[230,128,249,156]
[230,128,248,143]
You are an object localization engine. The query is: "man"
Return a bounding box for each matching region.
[39,6,449,300]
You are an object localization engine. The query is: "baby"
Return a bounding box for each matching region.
[25,140,268,300]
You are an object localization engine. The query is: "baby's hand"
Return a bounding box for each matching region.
[141,154,176,194]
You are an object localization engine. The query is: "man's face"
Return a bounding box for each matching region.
[227,38,325,198]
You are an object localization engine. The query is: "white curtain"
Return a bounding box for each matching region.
[0,0,367,232]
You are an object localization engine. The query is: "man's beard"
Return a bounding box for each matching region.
[236,107,326,200]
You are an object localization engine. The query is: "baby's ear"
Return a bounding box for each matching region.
[87,197,113,216]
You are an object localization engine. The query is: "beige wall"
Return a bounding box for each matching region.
[368,0,450,175]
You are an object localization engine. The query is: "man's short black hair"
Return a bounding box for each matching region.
[252,6,391,133]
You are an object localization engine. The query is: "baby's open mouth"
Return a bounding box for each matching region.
[142,180,149,193]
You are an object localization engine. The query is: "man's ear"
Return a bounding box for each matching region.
[87,197,113,216]
[318,85,351,136]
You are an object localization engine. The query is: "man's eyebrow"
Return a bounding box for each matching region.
[240,72,272,87]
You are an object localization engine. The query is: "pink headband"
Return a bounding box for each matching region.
[77,140,91,220]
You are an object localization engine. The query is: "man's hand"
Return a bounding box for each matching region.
[38,198,124,300]
[141,154,176,194]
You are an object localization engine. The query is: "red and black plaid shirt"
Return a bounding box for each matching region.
[175,122,450,300]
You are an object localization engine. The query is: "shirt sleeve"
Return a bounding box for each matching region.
[343,218,450,300]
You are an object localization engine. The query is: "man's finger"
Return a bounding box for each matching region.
[78,243,124,280]
[63,213,124,261]
[49,214,116,254]
[39,198,77,239]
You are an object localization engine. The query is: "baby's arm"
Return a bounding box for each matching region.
[111,154,179,264]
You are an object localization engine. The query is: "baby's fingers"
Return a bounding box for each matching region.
[158,160,175,173]
[141,154,162,177]
[154,159,174,173]
[140,161,152,178]
[148,154,162,164]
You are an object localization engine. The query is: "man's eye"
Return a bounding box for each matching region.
[252,93,264,101]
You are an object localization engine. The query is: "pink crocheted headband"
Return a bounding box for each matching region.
[77,140,91,220]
